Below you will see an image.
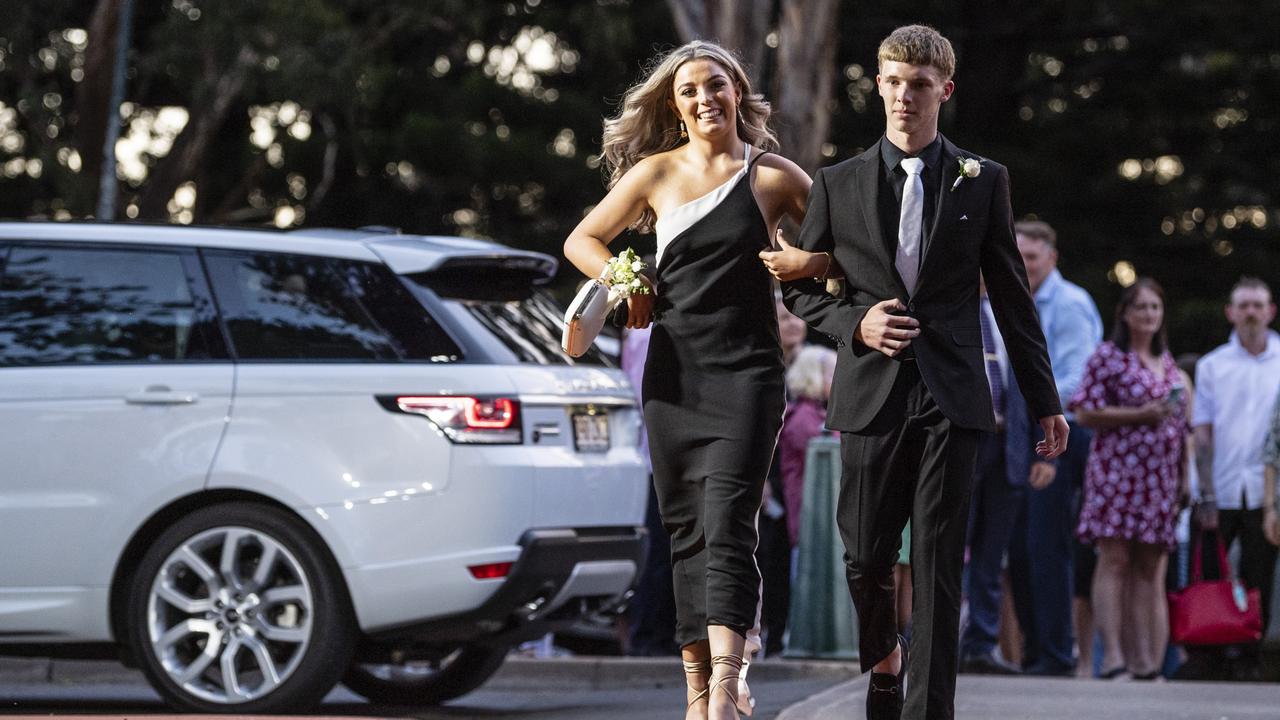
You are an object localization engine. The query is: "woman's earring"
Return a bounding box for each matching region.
[679,120,687,139]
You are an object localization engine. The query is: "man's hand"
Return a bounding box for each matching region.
[1036,415,1069,459]
[854,299,920,357]
[1028,461,1057,490]
[1263,507,1279,547]
[1196,499,1219,531]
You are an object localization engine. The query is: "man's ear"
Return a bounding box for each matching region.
[942,79,956,102]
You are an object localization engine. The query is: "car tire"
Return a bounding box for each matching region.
[125,502,355,712]
[342,644,510,705]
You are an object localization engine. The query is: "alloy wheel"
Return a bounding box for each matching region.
[146,526,314,704]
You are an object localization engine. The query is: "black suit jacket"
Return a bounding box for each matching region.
[782,135,1062,433]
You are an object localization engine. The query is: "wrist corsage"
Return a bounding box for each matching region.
[951,157,981,191]
[600,247,651,298]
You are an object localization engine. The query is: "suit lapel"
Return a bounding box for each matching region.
[920,136,962,274]
[854,145,908,294]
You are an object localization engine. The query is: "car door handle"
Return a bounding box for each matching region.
[125,386,199,405]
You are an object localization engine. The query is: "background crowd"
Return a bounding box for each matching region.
[623,220,1280,684]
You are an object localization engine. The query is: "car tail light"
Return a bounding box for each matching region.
[468,562,514,579]
[385,395,522,444]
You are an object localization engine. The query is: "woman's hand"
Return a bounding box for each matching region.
[623,275,656,329]
[758,230,830,282]
[625,292,654,329]
[1135,399,1174,425]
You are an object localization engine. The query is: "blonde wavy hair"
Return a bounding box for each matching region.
[600,40,778,233]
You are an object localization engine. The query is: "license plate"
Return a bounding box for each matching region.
[572,412,610,452]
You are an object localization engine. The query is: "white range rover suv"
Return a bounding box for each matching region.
[0,222,647,711]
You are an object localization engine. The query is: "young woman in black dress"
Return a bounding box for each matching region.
[563,41,815,720]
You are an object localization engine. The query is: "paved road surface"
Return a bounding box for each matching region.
[0,656,845,719]
[781,674,1280,720]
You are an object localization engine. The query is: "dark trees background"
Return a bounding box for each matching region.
[2,0,1278,352]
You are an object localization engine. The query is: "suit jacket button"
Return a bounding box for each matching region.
[907,302,916,312]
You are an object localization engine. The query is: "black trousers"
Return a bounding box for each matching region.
[1208,508,1279,635]
[838,363,980,720]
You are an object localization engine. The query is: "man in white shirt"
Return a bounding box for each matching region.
[1194,277,1280,641]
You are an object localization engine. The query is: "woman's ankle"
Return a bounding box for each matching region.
[872,642,901,674]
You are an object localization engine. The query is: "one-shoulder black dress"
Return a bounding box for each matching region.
[642,149,786,646]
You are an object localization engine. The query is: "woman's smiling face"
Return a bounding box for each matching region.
[671,58,739,139]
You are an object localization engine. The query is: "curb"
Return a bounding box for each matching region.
[491,655,857,690]
[0,655,857,691]
[0,658,144,684]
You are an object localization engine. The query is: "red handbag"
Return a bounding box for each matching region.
[1167,531,1263,646]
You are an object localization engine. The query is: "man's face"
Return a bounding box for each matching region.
[1226,286,1276,335]
[877,60,953,138]
[1016,234,1057,293]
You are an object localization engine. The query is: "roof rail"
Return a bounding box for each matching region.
[357,225,401,234]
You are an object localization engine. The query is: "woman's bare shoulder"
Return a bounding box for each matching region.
[752,150,811,192]
[628,149,681,180]
[611,151,678,196]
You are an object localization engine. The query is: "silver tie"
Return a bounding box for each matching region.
[895,157,925,295]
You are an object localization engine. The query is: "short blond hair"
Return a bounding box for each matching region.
[877,24,956,80]
[1014,220,1057,249]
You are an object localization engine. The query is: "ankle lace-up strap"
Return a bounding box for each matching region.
[709,654,754,716]
[683,659,711,706]
[709,654,743,700]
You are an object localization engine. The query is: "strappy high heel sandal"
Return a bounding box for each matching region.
[709,654,754,717]
[683,659,711,710]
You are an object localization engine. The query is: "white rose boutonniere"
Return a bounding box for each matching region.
[951,157,981,192]
[601,247,651,299]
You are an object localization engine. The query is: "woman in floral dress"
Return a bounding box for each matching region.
[1070,278,1192,680]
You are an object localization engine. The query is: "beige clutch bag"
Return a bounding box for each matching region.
[561,279,622,357]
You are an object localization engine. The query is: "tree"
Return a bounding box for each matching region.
[664,0,841,176]
[3,0,1279,353]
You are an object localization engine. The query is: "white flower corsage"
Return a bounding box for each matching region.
[951,157,981,191]
[600,247,650,298]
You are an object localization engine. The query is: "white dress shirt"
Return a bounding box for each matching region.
[1192,330,1280,509]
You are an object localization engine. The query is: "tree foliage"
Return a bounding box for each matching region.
[1,0,1277,352]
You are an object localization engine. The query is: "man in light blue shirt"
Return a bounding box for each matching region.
[1006,220,1103,676]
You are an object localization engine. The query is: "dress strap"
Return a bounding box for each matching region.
[746,146,769,167]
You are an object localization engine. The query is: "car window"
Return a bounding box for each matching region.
[0,245,211,366]
[334,259,462,362]
[204,250,460,362]
[463,290,616,366]
[407,268,616,367]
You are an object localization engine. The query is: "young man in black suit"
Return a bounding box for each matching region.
[782,25,1068,720]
